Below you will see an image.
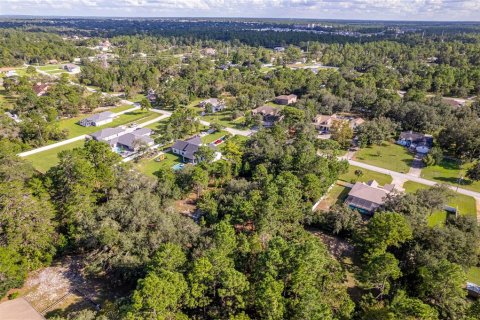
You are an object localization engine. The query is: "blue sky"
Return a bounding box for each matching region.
[1,0,480,21]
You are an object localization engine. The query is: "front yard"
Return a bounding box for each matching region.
[354,142,414,173]
[339,165,393,186]
[421,159,480,193]
[403,181,477,227]
[25,140,86,173]
[200,110,246,129]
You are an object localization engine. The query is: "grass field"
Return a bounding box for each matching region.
[339,165,393,186]
[37,64,69,75]
[136,152,183,177]
[468,266,480,285]
[24,140,86,173]
[316,184,350,211]
[0,88,16,110]
[421,159,480,193]
[354,142,414,173]
[202,131,228,144]
[403,181,477,227]
[58,110,157,138]
[200,110,246,129]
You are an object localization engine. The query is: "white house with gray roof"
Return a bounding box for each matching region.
[79,111,117,127]
[199,98,226,114]
[88,127,154,152]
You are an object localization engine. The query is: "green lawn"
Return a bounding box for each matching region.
[59,110,158,138]
[24,140,86,173]
[467,267,480,285]
[202,131,228,144]
[339,165,393,186]
[403,181,477,227]
[316,184,350,211]
[354,142,414,173]
[36,64,69,75]
[0,89,16,110]
[136,152,183,177]
[421,159,480,193]
[200,110,246,129]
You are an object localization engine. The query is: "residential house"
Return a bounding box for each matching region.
[251,105,283,127]
[79,111,117,127]
[147,88,157,102]
[32,83,50,96]
[199,98,226,113]
[63,64,80,73]
[89,127,154,152]
[275,94,297,105]
[274,46,285,52]
[5,111,21,123]
[202,48,217,56]
[345,180,396,215]
[313,114,365,133]
[172,136,202,164]
[5,70,18,77]
[397,131,433,154]
[115,128,154,151]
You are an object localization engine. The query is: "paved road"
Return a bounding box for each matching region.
[346,159,480,199]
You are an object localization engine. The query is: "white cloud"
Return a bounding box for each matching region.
[1,0,479,20]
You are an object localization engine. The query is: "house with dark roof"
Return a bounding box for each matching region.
[79,111,117,127]
[397,131,433,154]
[199,98,226,113]
[345,180,396,215]
[172,136,203,163]
[275,94,297,105]
[251,105,283,127]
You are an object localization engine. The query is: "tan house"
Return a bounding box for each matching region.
[313,114,365,133]
[32,83,50,96]
[345,180,396,215]
[251,105,283,127]
[275,94,297,105]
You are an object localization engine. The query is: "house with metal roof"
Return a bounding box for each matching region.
[79,111,117,127]
[345,180,396,215]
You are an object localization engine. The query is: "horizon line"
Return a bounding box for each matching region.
[1,14,480,24]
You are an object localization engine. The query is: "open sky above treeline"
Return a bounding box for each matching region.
[1,0,480,22]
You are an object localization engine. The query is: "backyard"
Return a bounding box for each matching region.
[136,152,184,177]
[354,142,414,173]
[315,184,350,212]
[58,109,158,138]
[421,158,480,193]
[403,181,477,227]
[200,110,246,129]
[338,165,393,186]
[468,267,480,285]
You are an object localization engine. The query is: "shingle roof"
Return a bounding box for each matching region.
[90,127,125,140]
[399,131,433,146]
[172,136,202,155]
[345,180,393,212]
[117,133,153,149]
[84,111,115,123]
